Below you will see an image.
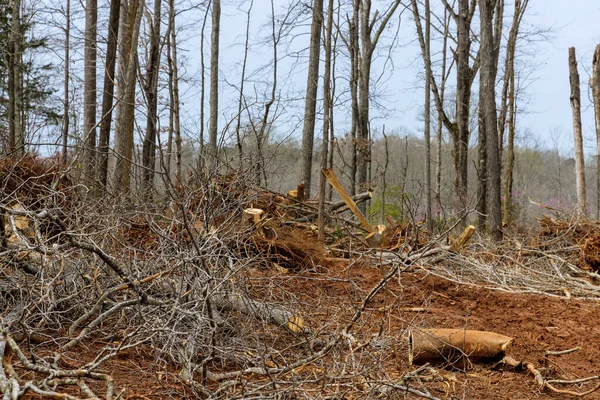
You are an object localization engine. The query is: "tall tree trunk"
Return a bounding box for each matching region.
[500,0,527,223]
[169,0,181,182]
[357,0,372,208]
[569,47,587,217]
[318,0,333,241]
[207,0,220,170]
[142,0,162,194]
[480,0,502,240]
[234,1,253,167]
[348,3,359,195]
[196,5,209,172]
[9,0,23,155]
[62,0,71,166]
[83,0,98,187]
[592,44,600,219]
[356,0,401,214]
[113,0,145,194]
[300,0,324,198]
[423,0,432,232]
[476,99,487,227]
[97,0,121,188]
[502,70,516,222]
[454,0,472,210]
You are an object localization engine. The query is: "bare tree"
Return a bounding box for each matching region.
[593,45,600,219]
[168,0,182,182]
[568,47,586,217]
[318,0,334,241]
[234,1,253,167]
[141,0,163,194]
[300,0,324,197]
[500,0,528,223]
[196,5,210,172]
[207,0,220,170]
[479,0,502,240]
[113,0,145,193]
[61,0,71,166]
[411,0,434,231]
[8,0,23,155]
[98,0,121,189]
[83,0,98,186]
[356,0,401,212]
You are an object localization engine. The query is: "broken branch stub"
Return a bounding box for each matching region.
[449,225,476,252]
[408,328,513,365]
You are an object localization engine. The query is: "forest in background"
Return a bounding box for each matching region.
[2,0,599,232]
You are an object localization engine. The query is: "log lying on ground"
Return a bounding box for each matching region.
[212,292,305,334]
[329,192,372,213]
[408,328,513,365]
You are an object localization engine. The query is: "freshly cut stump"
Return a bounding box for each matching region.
[408,328,513,365]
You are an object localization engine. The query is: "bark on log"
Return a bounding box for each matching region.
[329,191,372,213]
[211,292,305,334]
[408,328,513,365]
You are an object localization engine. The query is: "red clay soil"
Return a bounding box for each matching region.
[22,260,600,399]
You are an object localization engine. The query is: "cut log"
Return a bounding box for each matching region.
[212,292,306,334]
[449,225,476,252]
[408,328,513,365]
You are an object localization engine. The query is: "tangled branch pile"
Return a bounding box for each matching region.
[2,158,600,399]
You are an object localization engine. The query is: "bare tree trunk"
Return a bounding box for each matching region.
[348,3,359,195]
[113,0,145,194]
[454,0,472,210]
[83,0,98,187]
[169,0,181,182]
[207,0,220,170]
[569,47,587,217]
[476,98,487,227]
[356,0,401,214]
[300,0,324,198]
[62,0,70,166]
[501,0,527,224]
[97,0,121,189]
[593,44,600,219]
[141,0,162,195]
[9,0,23,155]
[423,0,432,232]
[234,1,253,167]
[480,0,502,240]
[197,5,209,172]
[503,70,516,222]
[166,30,173,177]
[318,0,333,241]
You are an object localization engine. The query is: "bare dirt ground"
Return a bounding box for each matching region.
[25,258,599,399]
